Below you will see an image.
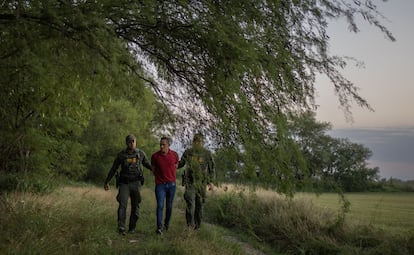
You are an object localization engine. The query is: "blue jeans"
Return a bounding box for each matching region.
[155,182,176,230]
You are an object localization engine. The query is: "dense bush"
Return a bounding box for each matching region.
[0,172,61,194]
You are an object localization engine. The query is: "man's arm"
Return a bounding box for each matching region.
[151,153,160,173]
[141,150,152,170]
[177,150,188,169]
[104,156,121,190]
[173,151,179,168]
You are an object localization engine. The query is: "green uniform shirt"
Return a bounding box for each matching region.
[178,147,215,186]
[105,148,151,184]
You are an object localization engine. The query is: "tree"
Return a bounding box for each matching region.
[0,0,166,183]
[328,138,379,191]
[289,112,379,191]
[106,0,394,185]
[289,112,333,178]
[1,1,393,192]
[213,146,243,183]
[82,99,159,182]
[108,0,394,133]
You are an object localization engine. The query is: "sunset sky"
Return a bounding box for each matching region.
[315,0,414,180]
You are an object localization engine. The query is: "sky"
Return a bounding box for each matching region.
[315,0,414,180]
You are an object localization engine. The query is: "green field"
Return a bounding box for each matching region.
[296,192,414,232]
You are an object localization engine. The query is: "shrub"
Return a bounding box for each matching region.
[205,189,413,255]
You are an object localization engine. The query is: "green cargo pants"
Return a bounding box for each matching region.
[184,183,206,229]
[116,180,141,231]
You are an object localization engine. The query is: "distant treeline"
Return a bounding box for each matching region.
[219,174,414,193]
[373,178,414,192]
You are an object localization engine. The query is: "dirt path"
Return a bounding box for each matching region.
[202,223,268,255]
[222,235,268,255]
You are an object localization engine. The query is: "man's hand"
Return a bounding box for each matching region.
[104,184,109,191]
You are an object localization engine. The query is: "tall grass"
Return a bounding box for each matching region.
[0,184,258,255]
[2,183,413,255]
[0,185,115,254]
[205,185,414,255]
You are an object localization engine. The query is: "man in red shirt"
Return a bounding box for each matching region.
[151,136,179,234]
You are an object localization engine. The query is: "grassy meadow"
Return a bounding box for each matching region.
[296,192,414,231]
[1,183,413,255]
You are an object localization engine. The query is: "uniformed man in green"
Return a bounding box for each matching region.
[178,133,215,229]
[104,134,151,235]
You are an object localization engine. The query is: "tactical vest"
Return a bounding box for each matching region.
[185,149,210,184]
[119,149,143,183]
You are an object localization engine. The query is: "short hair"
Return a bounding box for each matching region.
[125,134,136,143]
[160,136,171,145]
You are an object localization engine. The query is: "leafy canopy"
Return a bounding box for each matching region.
[0,0,393,191]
